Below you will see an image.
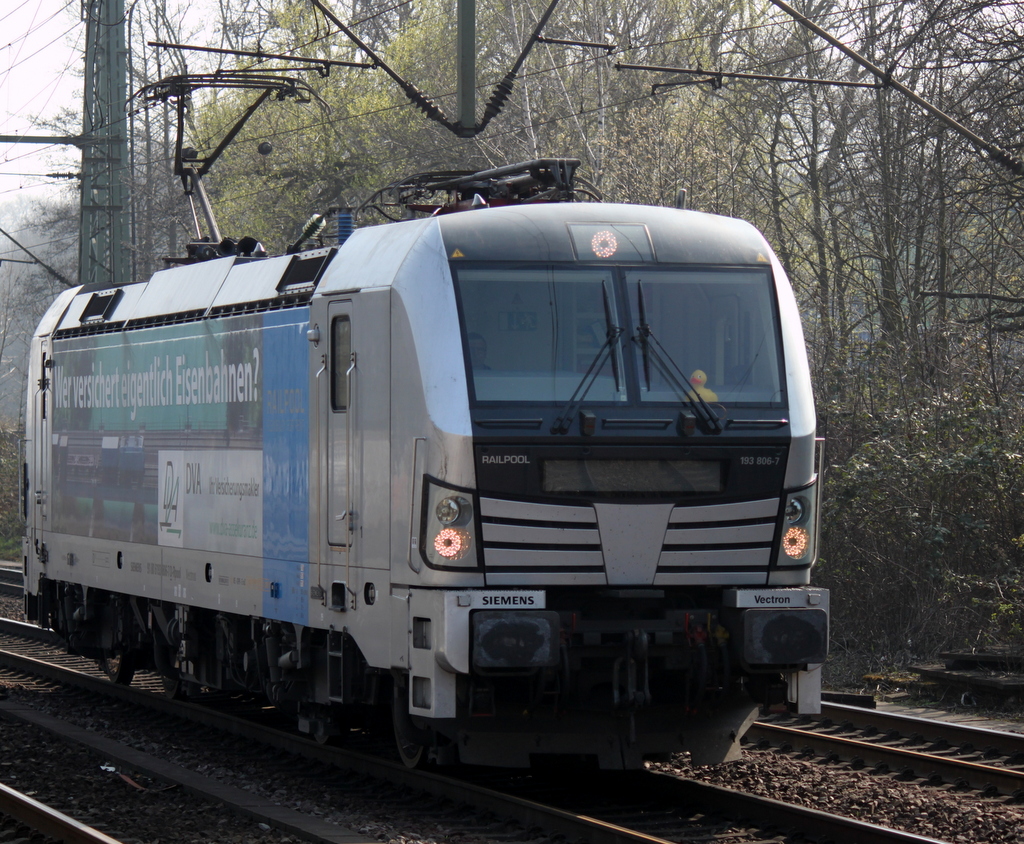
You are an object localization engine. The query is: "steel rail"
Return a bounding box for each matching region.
[0,639,715,844]
[0,567,22,597]
[0,618,62,645]
[641,774,951,844]
[819,701,1024,755]
[747,721,1024,795]
[0,626,948,844]
[0,781,125,844]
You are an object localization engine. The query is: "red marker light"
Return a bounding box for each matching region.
[434,527,471,560]
[783,526,809,559]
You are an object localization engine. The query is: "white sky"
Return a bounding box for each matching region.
[0,0,83,206]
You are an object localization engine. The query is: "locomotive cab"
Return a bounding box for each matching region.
[371,200,826,767]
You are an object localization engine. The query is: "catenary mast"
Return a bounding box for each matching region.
[0,0,130,287]
[79,0,130,287]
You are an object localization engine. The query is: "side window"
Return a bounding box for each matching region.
[331,316,351,411]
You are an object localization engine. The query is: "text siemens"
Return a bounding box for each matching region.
[481,595,537,606]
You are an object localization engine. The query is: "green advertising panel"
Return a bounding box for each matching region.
[52,317,262,432]
[51,315,264,546]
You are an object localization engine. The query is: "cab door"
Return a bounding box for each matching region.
[311,290,390,607]
[26,340,52,602]
[326,303,354,550]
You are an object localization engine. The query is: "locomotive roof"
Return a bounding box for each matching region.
[46,203,775,336]
[315,203,773,296]
[435,202,770,265]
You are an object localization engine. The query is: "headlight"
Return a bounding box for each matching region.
[422,480,479,568]
[785,497,806,524]
[778,488,816,565]
[436,495,471,526]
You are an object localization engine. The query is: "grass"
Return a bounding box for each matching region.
[0,535,20,563]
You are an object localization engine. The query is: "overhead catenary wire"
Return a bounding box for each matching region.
[0,0,81,114]
[125,0,991,163]
[0,0,76,55]
[197,82,675,210]
[306,0,565,137]
[616,62,883,92]
[619,0,910,60]
[0,223,73,286]
[24,4,999,179]
[765,0,1023,175]
[1,1,83,189]
[1,22,79,78]
[9,0,1020,243]
[0,234,73,255]
[151,0,599,163]
[152,6,916,211]
[169,41,617,179]
[149,40,375,74]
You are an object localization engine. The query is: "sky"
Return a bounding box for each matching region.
[0,0,83,209]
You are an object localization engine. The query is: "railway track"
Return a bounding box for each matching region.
[0,564,22,598]
[0,781,125,844]
[0,577,120,839]
[0,617,949,844]
[748,703,1024,797]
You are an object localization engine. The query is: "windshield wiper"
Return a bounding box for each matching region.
[634,283,723,434]
[551,281,623,434]
[637,280,652,390]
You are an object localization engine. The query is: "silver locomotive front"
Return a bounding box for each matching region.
[371,202,827,768]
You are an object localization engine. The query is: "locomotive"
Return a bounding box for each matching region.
[22,160,827,768]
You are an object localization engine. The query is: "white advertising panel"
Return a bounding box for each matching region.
[158,449,263,555]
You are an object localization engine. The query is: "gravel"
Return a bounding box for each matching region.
[0,715,302,844]
[4,593,1024,843]
[667,753,1024,843]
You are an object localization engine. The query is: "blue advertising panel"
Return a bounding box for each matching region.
[261,309,311,623]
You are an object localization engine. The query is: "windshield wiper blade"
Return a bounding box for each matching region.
[551,281,623,434]
[602,281,621,394]
[634,283,723,434]
[549,330,621,434]
[636,282,652,390]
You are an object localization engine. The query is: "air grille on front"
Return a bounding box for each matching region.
[480,495,780,585]
[480,497,602,573]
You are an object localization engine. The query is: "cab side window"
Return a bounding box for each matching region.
[331,316,351,411]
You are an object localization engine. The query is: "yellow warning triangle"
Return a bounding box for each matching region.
[756,253,769,262]
[451,248,465,258]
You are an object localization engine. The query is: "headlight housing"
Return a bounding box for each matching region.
[422,480,479,568]
[778,486,817,565]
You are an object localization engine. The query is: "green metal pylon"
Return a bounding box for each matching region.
[79,0,130,287]
[456,0,475,135]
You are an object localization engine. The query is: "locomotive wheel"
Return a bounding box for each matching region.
[314,720,343,746]
[100,651,136,685]
[161,675,183,699]
[392,688,428,769]
[393,710,426,768]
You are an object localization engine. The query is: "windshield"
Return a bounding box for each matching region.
[453,264,784,407]
[453,265,627,403]
[627,269,784,406]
